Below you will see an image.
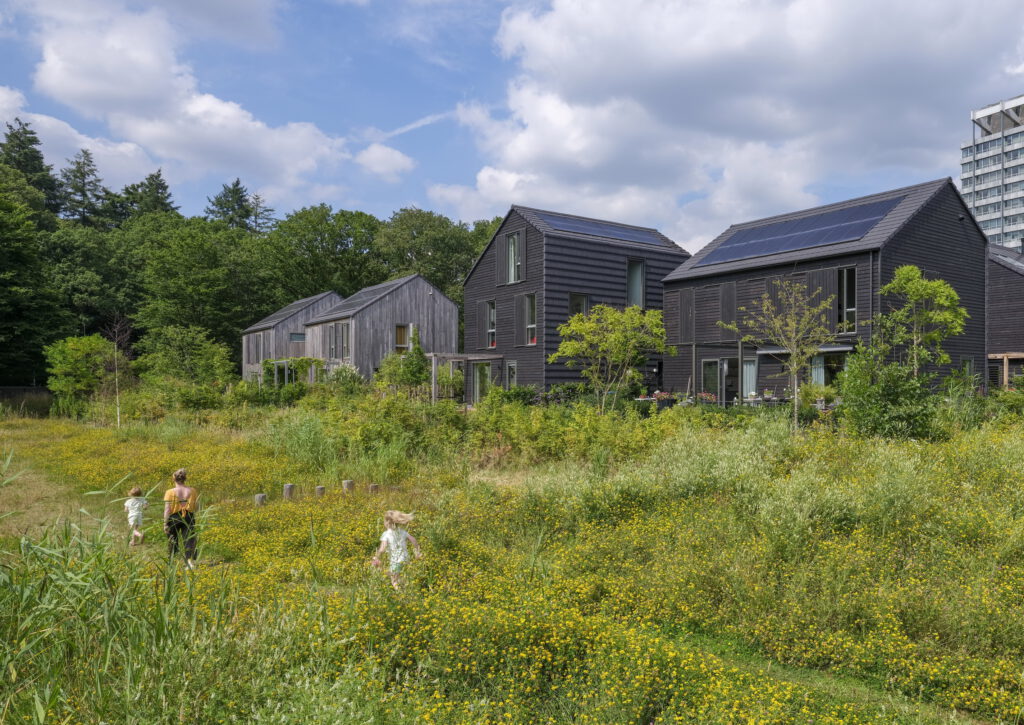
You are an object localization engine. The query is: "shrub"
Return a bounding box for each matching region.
[837,350,936,439]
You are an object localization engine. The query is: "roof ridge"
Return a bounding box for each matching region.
[513,204,662,233]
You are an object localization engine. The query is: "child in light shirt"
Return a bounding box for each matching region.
[371,510,422,590]
[124,486,148,546]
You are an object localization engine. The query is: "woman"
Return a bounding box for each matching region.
[163,468,199,569]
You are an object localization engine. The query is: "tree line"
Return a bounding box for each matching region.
[0,118,501,386]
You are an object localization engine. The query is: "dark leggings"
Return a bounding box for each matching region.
[166,512,197,560]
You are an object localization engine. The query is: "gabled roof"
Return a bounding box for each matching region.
[990,244,1024,276]
[665,178,952,282]
[512,205,684,251]
[306,274,420,324]
[243,291,338,334]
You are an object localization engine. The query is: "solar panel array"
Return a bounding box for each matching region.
[533,210,667,246]
[695,196,905,267]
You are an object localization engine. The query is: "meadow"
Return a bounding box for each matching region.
[2,397,1024,724]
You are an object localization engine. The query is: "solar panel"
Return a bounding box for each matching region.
[695,196,905,267]
[533,211,666,246]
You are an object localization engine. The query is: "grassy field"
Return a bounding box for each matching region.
[1,411,1022,724]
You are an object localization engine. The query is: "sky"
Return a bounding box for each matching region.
[2,0,1024,253]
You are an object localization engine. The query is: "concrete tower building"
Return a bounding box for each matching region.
[961,94,1024,252]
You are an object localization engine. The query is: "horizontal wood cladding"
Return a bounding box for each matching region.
[988,259,1024,354]
[463,210,547,388]
[880,183,987,377]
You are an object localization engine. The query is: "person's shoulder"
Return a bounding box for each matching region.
[163,488,175,501]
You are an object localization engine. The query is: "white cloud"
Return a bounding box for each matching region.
[7,0,351,206]
[355,143,416,182]
[439,0,1024,250]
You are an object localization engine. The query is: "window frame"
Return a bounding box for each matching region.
[340,322,351,360]
[506,360,518,388]
[289,332,305,343]
[506,232,522,284]
[626,259,645,308]
[836,267,856,334]
[525,293,537,345]
[395,324,410,353]
[568,292,590,318]
[486,301,497,349]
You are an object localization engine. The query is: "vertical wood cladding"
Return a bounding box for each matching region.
[880,184,987,378]
[988,258,1024,354]
[241,293,340,380]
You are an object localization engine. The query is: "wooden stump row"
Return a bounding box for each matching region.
[253,480,381,506]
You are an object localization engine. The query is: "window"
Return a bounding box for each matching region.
[506,232,522,283]
[837,268,856,333]
[327,325,336,358]
[525,294,537,345]
[474,363,491,404]
[701,360,718,398]
[626,260,645,308]
[811,353,847,386]
[289,332,305,343]
[742,359,757,399]
[569,292,589,317]
[395,324,410,353]
[340,322,350,360]
[486,301,496,348]
[506,360,517,388]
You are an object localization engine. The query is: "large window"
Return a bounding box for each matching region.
[525,294,537,345]
[569,292,589,317]
[837,267,856,333]
[486,301,496,348]
[506,232,522,283]
[627,260,645,308]
[506,360,517,388]
[474,363,491,404]
[811,353,847,386]
[395,324,410,353]
[701,360,718,399]
[340,322,350,360]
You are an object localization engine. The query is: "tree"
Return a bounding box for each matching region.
[548,304,671,413]
[0,118,62,214]
[374,327,430,394]
[206,178,255,231]
[249,193,276,234]
[0,162,56,231]
[879,265,967,377]
[134,326,235,387]
[122,169,179,216]
[60,148,109,226]
[723,278,835,429]
[259,205,383,301]
[43,334,127,416]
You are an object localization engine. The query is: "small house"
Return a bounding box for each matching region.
[304,274,458,378]
[661,178,988,403]
[988,245,1024,386]
[241,291,342,381]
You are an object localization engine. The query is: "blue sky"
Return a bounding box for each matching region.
[3,0,1024,252]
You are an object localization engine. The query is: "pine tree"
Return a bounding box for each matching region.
[205,178,255,231]
[124,169,178,215]
[60,149,109,226]
[0,118,62,214]
[249,192,276,234]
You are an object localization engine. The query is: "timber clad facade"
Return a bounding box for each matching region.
[242,291,342,380]
[988,246,1024,385]
[662,179,988,402]
[463,206,688,398]
[305,274,458,379]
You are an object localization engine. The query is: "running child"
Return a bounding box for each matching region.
[124,486,148,546]
[370,510,422,590]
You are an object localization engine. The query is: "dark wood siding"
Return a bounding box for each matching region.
[880,184,987,379]
[988,259,1024,354]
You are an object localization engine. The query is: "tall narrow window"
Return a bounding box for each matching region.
[525,294,537,345]
[701,360,718,398]
[506,360,518,388]
[340,322,351,360]
[569,292,589,317]
[837,268,856,333]
[327,325,336,358]
[506,232,522,283]
[395,324,410,353]
[486,301,496,348]
[627,260,645,308]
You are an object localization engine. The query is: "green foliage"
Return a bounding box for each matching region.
[43,334,125,416]
[936,365,988,435]
[374,329,430,394]
[260,356,324,385]
[323,363,369,395]
[205,177,255,230]
[135,325,236,387]
[0,117,62,214]
[59,148,109,226]
[549,304,671,413]
[879,265,967,376]
[837,346,936,439]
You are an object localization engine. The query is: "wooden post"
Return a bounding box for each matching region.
[431,354,438,404]
[283,483,295,500]
[1004,354,1010,388]
[315,485,326,498]
[254,493,267,507]
[368,483,380,494]
[342,479,354,493]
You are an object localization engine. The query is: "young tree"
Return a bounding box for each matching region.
[0,118,62,214]
[60,148,109,226]
[548,304,671,413]
[722,278,835,429]
[879,265,967,377]
[134,325,235,387]
[43,334,127,415]
[205,178,255,230]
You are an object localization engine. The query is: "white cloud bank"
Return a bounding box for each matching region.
[430,0,1024,250]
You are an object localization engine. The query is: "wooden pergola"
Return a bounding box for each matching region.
[989,353,1024,387]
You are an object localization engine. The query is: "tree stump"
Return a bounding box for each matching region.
[315,485,326,498]
[342,479,355,493]
[254,493,267,507]
[368,483,380,494]
[283,483,296,500]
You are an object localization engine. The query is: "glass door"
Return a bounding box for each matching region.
[473,363,491,404]
[721,357,739,405]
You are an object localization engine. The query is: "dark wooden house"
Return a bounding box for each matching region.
[305,274,458,378]
[662,178,988,403]
[988,245,1024,386]
[463,205,689,401]
[241,291,342,380]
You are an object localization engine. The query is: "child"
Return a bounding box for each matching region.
[124,486,148,546]
[371,510,422,590]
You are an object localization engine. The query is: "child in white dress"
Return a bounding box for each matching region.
[370,510,422,589]
[124,486,148,546]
